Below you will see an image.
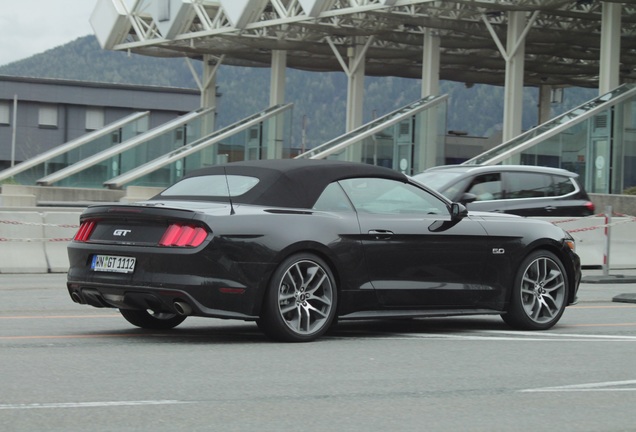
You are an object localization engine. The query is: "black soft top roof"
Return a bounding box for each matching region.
[168,159,407,208]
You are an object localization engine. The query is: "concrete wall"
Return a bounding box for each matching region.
[0,184,125,207]
[590,193,636,218]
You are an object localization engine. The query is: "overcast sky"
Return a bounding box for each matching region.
[0,0,100,67]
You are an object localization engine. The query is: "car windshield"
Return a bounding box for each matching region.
[412,171,464,191]
[160,175,260,197]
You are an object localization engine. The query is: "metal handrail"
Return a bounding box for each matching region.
[294,94,447,160]
[463,83,636,166]
[103,104,293,189]
[36,108,215,186]
[0,111,149,183]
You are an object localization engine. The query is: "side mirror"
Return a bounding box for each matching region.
[429,203,467,232]
[450,202,468,221]
[460,193,477,205]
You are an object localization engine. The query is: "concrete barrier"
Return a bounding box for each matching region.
[0,209,82,273]
[0,211,50,273]
[43,212,81,273]
[539,216,636,269]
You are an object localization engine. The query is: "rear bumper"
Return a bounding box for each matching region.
[67,279,259,320]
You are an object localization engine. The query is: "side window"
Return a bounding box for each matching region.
[466,173,503,201]
[339,178,448,215]
[0,100,10,125]
[553,175,576,196]
[38,104,58,129]
[506,173,553,198]
[313,182,354,212]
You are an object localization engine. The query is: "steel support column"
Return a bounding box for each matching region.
[483,11,537,146]
[327,36,372,133]
[268,50,287,159]
[190,54,221,164]
[538,85,553,125]
[503,11,527,144]
[200,55,220,115]
[421,28,440,97]
[270,50,286,106]
[599,2,622,95]
[418,28,441,171]
[346,43,367,132]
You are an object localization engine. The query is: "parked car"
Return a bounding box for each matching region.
[412,165,595,217]
[67,159,581,342]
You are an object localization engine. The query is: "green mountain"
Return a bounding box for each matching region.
[0,36,595,148]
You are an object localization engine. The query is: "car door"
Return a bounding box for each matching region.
[339,178,494,309]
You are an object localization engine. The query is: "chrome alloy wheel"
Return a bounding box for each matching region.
[520,256,566,324]
[276,259,335,335]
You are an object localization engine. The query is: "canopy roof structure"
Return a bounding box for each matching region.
[93,0,636,88]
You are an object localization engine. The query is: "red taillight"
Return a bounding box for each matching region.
[159,224,208,247]
[585,201,595,213]
[74,220,96,242]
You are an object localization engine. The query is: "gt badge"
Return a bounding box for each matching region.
[113,229,132,237]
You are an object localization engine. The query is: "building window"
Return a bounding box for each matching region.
[39,104,58,128]
[0,101,10,125]
[86,107,105,130]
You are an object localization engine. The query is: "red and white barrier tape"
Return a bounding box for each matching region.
[0,219,79,228]
[1,214,635,241]
[0,218,77,242]
[560,215,636,234]
[0,238,73,242]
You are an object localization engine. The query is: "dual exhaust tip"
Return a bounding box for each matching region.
[173,301,193,316]
[71,290,193,316]
[71,292,83,304]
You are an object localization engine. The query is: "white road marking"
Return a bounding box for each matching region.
[521,380,636,393]
[0,400,193,410]
[480,330,636,341]
[349,330,636,342]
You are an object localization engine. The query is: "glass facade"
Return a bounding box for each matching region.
[466,84,636,194]
[8,116,147,186]
[124,107,293,188]
[53,110,216,188]
[297,96,447,176]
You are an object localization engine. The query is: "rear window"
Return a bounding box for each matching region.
[553,175,576,195]
[160,175,259,197]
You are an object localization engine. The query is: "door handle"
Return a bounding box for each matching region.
[368,229,394,240]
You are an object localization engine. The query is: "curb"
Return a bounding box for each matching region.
[581,274,636,284]
[612,293,636,304]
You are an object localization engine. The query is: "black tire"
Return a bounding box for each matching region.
[119,308,186,330]
[257,253,338,342]
[502,250,568,330]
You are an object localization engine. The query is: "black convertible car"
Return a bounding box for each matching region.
[67,159,581,342]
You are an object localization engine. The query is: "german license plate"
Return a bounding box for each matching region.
[91,255,136,274]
